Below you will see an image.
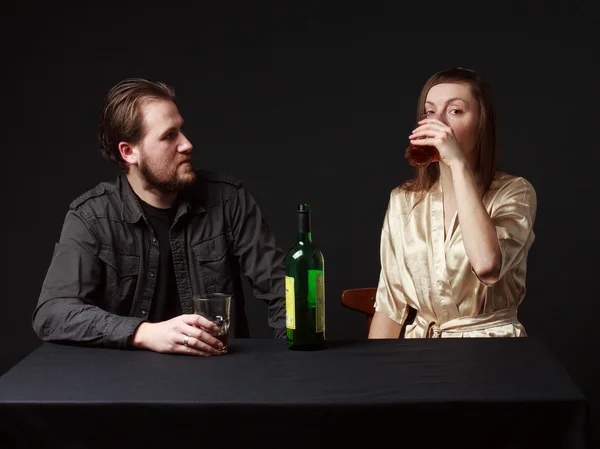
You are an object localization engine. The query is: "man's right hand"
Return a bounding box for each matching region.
[131,314,223,356]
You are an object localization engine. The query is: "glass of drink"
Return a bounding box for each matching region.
[192,293,231,355]
[405,113,451,167]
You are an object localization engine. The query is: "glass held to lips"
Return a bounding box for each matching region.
[405,113,451,167]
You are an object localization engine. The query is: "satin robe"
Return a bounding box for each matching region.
[374,172,537,338]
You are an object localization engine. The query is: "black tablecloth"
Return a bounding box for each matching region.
[0,338,590,449]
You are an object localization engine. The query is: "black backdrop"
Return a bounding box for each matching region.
[2,4,599,447]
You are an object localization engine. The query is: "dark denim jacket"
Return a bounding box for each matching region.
[32,170,286,348]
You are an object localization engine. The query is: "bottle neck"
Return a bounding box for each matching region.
[298,211,312,243]
[298,231,312,243]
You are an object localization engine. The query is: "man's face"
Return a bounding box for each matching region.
[134,98,195,194]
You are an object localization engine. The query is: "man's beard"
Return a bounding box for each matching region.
[139,158,196,194]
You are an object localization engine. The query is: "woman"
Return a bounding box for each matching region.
[369,68,537,338]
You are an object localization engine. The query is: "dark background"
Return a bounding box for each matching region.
[2,3,599,447]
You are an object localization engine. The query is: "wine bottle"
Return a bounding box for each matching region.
[285,204,325,350]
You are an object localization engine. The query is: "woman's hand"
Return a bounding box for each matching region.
[409,117,467,168]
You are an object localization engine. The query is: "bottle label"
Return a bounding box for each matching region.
[309,271,325,334]
[285,276,295,329]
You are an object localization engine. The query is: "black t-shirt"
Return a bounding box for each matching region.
[138,198,182,322]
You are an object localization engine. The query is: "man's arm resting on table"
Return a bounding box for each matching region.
[32,209,144,348]
[228,184,286,338]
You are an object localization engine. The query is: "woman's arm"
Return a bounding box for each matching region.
[369,311,402,338]
[368,191,410,339]
[410,116,502,284]
[451,161,502,285]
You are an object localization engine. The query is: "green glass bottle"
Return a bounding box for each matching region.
[285,204,325,350]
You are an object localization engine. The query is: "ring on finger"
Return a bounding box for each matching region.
[183,335,190,346]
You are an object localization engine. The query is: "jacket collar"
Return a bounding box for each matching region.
[118,173,206,224]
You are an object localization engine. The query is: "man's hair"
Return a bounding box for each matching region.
[98,78,176,171]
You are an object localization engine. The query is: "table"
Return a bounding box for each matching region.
[0,338,590,449]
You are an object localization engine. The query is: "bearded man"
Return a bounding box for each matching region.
[32,78,286,356]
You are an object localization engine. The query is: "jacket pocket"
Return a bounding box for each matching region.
[191,234,231,288]
[99,246,139,314]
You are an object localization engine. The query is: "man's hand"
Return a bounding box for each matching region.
[131,314,223,356]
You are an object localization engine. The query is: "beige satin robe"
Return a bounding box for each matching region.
[374,172,537,338]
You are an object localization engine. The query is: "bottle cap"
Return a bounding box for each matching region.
[297,204,310,212]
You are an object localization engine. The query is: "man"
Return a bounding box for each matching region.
[32,78,286,356]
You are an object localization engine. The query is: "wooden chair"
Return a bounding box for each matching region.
[340,288,377,333]
[340,288,415,337]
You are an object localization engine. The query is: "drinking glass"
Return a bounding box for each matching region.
[405,113,451,167]
[192,293,231,355]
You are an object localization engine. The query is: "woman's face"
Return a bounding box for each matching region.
[424,82,480,162]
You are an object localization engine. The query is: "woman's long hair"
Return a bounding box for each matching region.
[401,68,498,206]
